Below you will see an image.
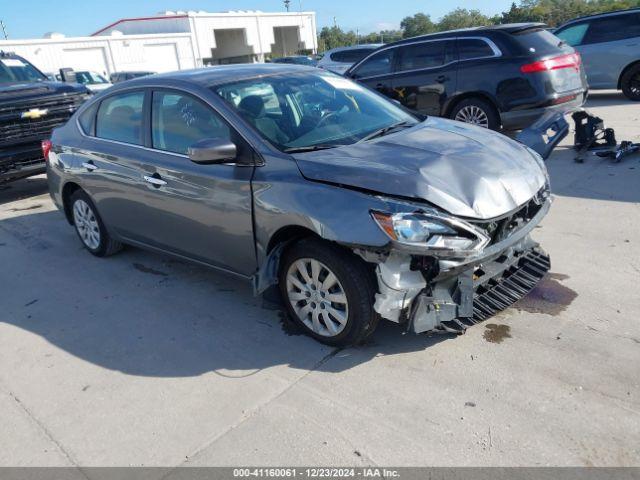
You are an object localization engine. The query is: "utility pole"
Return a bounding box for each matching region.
[0,21,8,40]
[284,0,290,12]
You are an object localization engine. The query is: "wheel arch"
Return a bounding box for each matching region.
[618,60,640,89]
[443,91,500,119]
[61,181,82,225]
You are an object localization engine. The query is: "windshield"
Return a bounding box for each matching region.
[213,71,417,151]
[75,71,109,85]
[0,57,46,83]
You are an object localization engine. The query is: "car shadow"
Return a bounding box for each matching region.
[0,210,454,378]
[0,174,49,205]
[585,90,632,109]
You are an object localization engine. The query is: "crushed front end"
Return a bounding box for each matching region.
[361,186,552,334]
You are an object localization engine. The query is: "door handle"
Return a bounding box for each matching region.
[143,175,167,187]
[82,161,98,171]
[436,75,449,83]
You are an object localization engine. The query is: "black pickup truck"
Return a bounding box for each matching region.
[0,52,89,183]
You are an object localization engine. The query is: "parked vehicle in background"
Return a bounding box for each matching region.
[555,8,640,100]
[47,64,551,346]
[0,51,88,183]
[270,55,318,66]
[74,71,113,93]
[45,72,62,82]
[109,71,155,83]
[345,24,588,130]
[317,44,383,74]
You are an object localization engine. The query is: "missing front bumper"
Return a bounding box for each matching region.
[408,247,550,334]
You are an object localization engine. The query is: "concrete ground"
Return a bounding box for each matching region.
[0,91,638,467]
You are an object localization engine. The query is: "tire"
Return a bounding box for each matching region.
[621,64,640,101]
[449,98,500,130]
[279,238,379,347]
[70,189,122,257]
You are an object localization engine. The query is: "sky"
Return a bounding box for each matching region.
[1,0,516,40]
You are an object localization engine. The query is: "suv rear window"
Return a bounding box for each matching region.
[511,28,566,55]
[330,49,374,63]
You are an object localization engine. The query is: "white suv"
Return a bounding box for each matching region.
[317,44,383,75]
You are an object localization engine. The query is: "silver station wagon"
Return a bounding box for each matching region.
[46,64,552,346]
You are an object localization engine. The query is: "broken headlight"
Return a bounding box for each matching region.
[371,211,490,253]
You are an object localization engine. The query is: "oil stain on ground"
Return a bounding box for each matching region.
[132,263,168,277]
[514,272,577,316]
[483,324,511,343]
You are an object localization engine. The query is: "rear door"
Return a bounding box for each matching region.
[391,39,457,116]
[579,13,640,88]
[347,48,398,99]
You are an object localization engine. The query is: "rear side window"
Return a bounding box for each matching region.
[351,49,395,78]
[398,41,445,71]
[512,28,565,55]
[583,13,640,44]
[555,23,589,46]
[151,91,230,155]
[96,91,145,145]
[330,49,373,63]
[458,39,496,60]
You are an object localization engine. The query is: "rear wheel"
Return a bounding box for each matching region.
[70,190,122,257]
[621,64,640,101]
[450,98,500,130]
[279,238,379,346]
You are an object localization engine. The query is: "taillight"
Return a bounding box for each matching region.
[520,53,581,74]
[41,140,52,161]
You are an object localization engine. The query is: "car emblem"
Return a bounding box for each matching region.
[21,108,48,120]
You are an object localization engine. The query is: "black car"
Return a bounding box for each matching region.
[0,52,88,183]
[345,23,588,130]
[109,71,156,83]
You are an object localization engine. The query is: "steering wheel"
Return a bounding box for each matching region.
[316,111,339,128]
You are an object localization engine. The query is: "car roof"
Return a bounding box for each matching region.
[383,23,547,46]
[556,7,640,27]
[112,64,321,89]
[325,44,384,53]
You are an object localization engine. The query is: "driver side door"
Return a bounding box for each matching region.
[134,89,257,276]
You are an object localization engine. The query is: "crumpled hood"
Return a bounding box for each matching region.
[293,117,547,220]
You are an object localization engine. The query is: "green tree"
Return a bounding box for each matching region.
[400,13,436,38]
[437,8,492,31]
[318,26,357,52]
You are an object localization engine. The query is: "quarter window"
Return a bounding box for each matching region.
[351,49,395,78]
[398,41,445,71]
[458,39,496,60]
[95,91,144,145]
[151,91,230,155]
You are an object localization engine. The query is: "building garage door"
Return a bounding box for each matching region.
[62,47,109,76]
[143,44,180,73]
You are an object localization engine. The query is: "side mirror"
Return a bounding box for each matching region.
[188,138,237,164]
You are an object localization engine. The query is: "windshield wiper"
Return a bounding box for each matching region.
[283,144,339,153]
[358,121,414,143]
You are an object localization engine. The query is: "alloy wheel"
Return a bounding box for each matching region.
[455,105,490,128]
[285,258,349,337]
[73,199,101,250]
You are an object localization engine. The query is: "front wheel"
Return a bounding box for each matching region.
[70,189,122,257]
[279,238,379,346]
[621,64,640,101]
[450,98,500,130]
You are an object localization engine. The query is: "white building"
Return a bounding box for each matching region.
[0,10,317,76]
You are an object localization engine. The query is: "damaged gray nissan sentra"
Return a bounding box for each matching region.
[46,64,551,346]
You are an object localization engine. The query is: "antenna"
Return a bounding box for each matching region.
[284,0,291,12]
[0,21,8,40]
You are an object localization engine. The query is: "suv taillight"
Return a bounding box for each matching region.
[41,140,52,161]
[520,53,581,74]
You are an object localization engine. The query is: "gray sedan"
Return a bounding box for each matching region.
[46,64,552,346]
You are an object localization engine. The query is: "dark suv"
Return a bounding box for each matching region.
[345,24,588,130]
[0,52,88,183]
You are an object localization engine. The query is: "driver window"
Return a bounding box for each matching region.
[151,91,230,155]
